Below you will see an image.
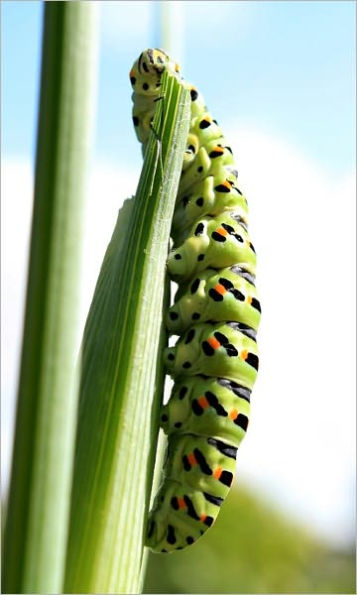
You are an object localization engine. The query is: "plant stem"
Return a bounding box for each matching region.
[2,3,98,592]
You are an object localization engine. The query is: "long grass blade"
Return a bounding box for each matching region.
[64,72,190,593]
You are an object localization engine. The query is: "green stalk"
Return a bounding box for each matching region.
[2,3,98,593]
[64,72,190,594]
[160,1,185,61]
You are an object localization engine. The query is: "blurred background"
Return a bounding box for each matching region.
[1,1,356,593]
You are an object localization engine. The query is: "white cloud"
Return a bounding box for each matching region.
[1,160,33,494]
[1,130,355,546]
[78,161,139,329]
[0,159,139,493]
[228,125,356,545]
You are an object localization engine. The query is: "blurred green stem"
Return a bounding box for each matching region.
[2,3,98,592]
[160,1,185,63]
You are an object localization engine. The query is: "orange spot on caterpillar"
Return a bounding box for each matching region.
[177,497,186,509]
[214,283,227,295]
[187,452,198,466]
[200,514,207,522]
[213,467,223,480]
[208,337,221,350]
[198,396,210,409]
[229,408,239,420]
[174,62,180,72]
[216,227,228,237]
[213,146,224,154]
[240,350,248,360]
[221,180,231,191]
[247,296,252,304]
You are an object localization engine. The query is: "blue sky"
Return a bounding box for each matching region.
[1,1,356,547]
[2,1,356,175]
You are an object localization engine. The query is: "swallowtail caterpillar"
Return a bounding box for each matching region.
[130,49,260,553]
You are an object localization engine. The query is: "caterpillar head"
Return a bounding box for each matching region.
[129,48,180,95]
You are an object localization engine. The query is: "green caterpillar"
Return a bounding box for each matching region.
[130,49,260,553]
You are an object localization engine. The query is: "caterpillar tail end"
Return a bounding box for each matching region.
[146,509,189,554]
[146,479,220,553]
[146,506,206,554]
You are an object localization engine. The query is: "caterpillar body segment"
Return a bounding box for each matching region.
[166,267,260,335]
[167,211,256,282]
[171,173,249,247]
[130,49,260,553]
[164,321,258,389]
[160,376,250,446]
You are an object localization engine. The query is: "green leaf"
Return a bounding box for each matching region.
[2,4,98,593]
[64,71,191,593]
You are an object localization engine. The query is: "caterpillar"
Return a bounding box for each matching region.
[130,49,260,553]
